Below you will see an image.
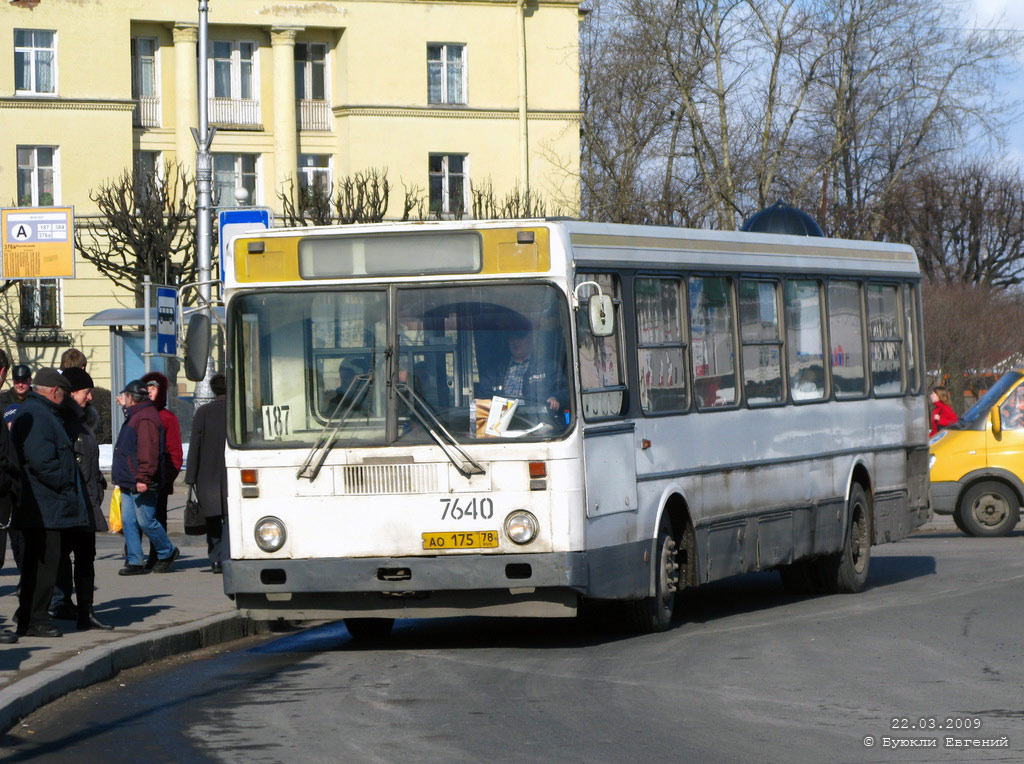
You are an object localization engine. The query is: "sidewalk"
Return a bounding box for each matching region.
[0,489,263,734]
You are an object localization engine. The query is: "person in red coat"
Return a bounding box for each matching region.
[140,372,183,568]
[929,385,958,438]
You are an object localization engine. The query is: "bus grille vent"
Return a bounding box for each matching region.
[340,464,437,495]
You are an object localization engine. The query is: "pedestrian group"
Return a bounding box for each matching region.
[0,349,228,643]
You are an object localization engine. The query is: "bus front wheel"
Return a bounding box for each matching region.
[344,617,395,642]
[625,514,680,633]
[958,481,1020,537]
[815,483,871,594]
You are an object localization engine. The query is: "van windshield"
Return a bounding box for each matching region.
[957,371,1023,426]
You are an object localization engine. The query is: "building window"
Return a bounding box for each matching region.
[213,153,258,206]
[17,146,56,207]
[210,40,256,100]
[15,29,55,95]
[299,154,331,191]
[295,43,327,101]
[20,279,61,330]
[429,154,467,216]
[131,37,160,127]
[427,43,465,104]
[134,150,162,202]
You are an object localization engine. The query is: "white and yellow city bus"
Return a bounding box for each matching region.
[207,219,930,637]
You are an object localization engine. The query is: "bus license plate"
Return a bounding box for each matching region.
[422,531,499,550]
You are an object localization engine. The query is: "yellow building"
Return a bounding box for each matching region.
[0,0,582,392]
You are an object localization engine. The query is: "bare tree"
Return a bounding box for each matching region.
[75,161,195,304]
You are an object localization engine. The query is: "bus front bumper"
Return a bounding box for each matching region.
[223,543,653,620]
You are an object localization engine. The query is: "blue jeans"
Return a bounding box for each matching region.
[121,489,174,566]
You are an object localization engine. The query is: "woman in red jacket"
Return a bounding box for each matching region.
[141,372,183,568]
[929,385,958,438]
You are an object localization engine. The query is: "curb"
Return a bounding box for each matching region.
[0,612,270,735]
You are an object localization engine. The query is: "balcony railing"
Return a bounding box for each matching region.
[208,98,261,129]
[298,99,332,132]
[132,96,161,128]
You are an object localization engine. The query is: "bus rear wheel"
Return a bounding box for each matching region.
[815,484,871,594]
[344,617,395,642]
[625,514,680,634]
[958,481,1020,537]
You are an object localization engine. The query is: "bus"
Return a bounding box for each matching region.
[198,219,930,637]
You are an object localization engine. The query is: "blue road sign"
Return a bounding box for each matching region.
[156,286,178,356]
[219,207,272,281]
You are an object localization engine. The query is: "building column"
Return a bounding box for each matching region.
[173,24,199,174]
[271,27,301,197]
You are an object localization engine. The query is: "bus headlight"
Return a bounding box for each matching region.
[255,516,287,552]
[504,510,538,545]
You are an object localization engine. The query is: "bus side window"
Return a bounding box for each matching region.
[689,275,737,408]
[785,279,826,402]
[636,276,688,413]
[576,273,627,419]
[867,284,904,396]
[738,279,783,405]
[828,281,868,399]
[902,283,921,394]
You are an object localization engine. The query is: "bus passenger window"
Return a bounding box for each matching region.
[689,276,736,408]
[739,280,783,405]
[576,273,627,419]
[785,280,826,402]
[867,284,904,396]
[902,283,921,394]
[636,277,688,412]
[827,281,867,398]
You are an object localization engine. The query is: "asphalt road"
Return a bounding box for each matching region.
[3,528,1023,764]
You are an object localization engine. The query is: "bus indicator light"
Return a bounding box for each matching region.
[241,469,259,484]
[528,462,547,478]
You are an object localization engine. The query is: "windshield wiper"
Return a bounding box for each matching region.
[393,382,485,477]
[297,372,373,481]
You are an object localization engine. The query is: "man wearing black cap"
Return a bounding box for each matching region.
[1,364,32,430]
[112,379,179,575]
[9,368,91,638]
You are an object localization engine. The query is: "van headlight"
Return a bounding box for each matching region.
[255,516,287,552]
[929,430,948,446]
[504,510,539,545]
[929,454,936,470]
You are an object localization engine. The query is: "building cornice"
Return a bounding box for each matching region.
[333,105,581,121]
[0,96,135,112]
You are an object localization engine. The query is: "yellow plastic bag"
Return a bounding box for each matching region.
[108,487,123,534]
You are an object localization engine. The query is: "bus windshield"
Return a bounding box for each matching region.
[229,283,573,448]
[957,371,1023,426]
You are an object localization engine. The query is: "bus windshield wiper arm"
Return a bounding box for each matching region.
[297,372,373,482]
[393,383,485,477]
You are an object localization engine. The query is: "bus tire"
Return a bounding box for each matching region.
[958,481,1020,537]
[344,617,395,641]
[815,484,871,594]
[625,513,679,634]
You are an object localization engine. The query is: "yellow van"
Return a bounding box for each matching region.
[930,369,1024,536]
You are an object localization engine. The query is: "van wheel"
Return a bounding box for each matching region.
[815,484,871,594]
[344,618,395,642]
[625,514,679,633]
[958,481,1020,537]
[951,507,974,536]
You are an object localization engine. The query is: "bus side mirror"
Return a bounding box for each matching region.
[990,407,1002,437]
[184,313,212,381]
[589,294,614,337]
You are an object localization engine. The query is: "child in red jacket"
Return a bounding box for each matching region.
[929,386,958,437]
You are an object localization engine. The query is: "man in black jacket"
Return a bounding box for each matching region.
[185,373,228,573]
[0,351,22,643]
[10,368,90,638]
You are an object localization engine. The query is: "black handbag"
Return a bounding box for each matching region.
[183,485,207,535]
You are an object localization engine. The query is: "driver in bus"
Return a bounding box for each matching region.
[479,327,567,415]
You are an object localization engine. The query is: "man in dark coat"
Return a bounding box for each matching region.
[112,380,179,575]
[0,351,22,643]
[477,328,568,414]
[10,368,90,638]
[48,368,113,630]
[185,373,227,573]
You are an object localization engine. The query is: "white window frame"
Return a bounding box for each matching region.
[428,153,468,216]
[130,36,159,99]
[16,145,62,330]
[213,152,260,206]
[427,42,466,105]
[14,28,57,96]
[298,154,332,191]
[208,39,258,101]
[295,42,329,102]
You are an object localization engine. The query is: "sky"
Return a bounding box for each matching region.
[967,0,1024,161]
